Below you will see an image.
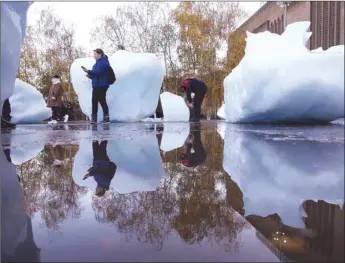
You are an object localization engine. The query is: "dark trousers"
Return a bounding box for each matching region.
[2,99,11,122]
[52,107,62,120]
[93,140,109,161]
[191,91,206,121]
[92,87,109,117]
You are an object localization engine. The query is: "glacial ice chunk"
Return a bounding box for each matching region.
[223,21,344,123]
[219,123,344,228]
[72,131,165,194]
[160,92,190,122]
[1,2,30,107]
[160,123,190,152]
[217,104,226,119]
[9,79,51,124]
[70,50,165,122]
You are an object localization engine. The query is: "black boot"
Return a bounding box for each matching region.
[1,117,16,130]
[101,114,110,124]
[90,115,97,124]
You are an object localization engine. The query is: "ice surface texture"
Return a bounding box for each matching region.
[9,79,51,124]
[160,92,190,122]
[224,21,344,123]
[1,2,30,108]
[70,51,165,122]
[218,123,344,228]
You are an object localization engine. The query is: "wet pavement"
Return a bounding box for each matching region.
[1,121,344,262]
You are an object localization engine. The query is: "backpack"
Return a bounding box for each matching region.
[107,66,116,85]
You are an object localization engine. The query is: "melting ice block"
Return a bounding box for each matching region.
[70,51,165,122]
[217,104,226,119]
[9,79,51,124]
[1,2,30,106]
[160,92,190,122]
[72,131,165,194]
[219,123,344,228]
[223,21,344,123]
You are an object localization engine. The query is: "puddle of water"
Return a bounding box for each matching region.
[1,122,344,262]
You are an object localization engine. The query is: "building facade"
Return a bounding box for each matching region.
[238,1,344,50]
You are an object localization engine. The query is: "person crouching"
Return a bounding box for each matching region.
[47,75,63,124]
[180,74,207,122]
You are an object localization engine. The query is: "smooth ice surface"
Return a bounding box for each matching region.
[0,2,30,107]
[217,104,226,119]
[70,51,165,122]
[72,132,165,194]
[223,21,345,123]
[219,123,344,228]
[160,92,190,122]
[9,79,51,124]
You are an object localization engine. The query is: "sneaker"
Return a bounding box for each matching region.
[53,159,63,166]
[64,115,69,123]
[90,115,97,124]
[101,115,110,124]
[48,120,58,124]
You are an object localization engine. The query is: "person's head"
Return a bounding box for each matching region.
[93,48,105,60]
[95,186,106,197]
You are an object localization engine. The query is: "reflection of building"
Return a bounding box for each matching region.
[238,1,345,50]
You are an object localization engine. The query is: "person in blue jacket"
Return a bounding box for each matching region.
[82,48,110,124]
[83,140,116,197]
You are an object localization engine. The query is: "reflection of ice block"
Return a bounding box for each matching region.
[1,2,31,104]
[10,79,51,124]
[217,104,226,119]
[160,92,190,122]
[72,133,165,194]
[160,123,190,152]
[70,51,165,122]
[224,21,344,123]
[222,128,344,228]
[7,132,45,165]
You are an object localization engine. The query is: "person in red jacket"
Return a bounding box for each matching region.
[180,74,207,122]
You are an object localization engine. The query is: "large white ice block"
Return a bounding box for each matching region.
[219,123,344,228]
[223,21,344,123]
[72,133,165,194]
[1,2,30,106]
[160,92,190,122]
[9,79,51,124]
[217,104,226,119]
[70,51,165,122]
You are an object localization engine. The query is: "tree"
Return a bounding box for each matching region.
[18,7,86,100]
[226,30,246,72]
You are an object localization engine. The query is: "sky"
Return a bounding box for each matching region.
[27,1,263,56]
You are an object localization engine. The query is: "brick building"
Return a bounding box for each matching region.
[238,1,344,50]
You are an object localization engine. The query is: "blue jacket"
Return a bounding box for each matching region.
[88,56,110,88]
[88,160,116,190]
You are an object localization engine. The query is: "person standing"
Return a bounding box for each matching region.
[47,75,63,124]
[180,74,207,122]
[1,99,16,130]
[82,48,110,124]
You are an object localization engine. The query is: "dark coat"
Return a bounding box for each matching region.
[88,56,110,88]
[180,78,207,103]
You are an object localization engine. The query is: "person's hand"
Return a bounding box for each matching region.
[187,103,194,109]
[52,96,56,100]
[81,66,88,73]
[83,173,89,180]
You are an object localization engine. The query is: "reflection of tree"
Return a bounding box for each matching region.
[92,127,248,252]
[16,144,88,230]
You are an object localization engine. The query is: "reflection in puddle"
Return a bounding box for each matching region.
[1,122,344,262]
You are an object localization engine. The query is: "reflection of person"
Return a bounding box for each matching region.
[180,74,207,122]
[47,75,64,124]
[180,128,206,168]
[48,145,65,167]
[83,141,116,197]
